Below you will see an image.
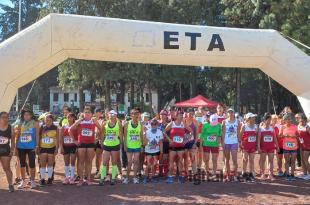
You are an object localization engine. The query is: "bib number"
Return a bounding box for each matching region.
[263,136,273,142]
[130,135,139,141]
[248,136,256,142]
[82,129,93,137]
[106,135,116,141]
[42,137,53,144]
[64,137,74,144]
[173,136,183,143]
[0,136,8,144]
[228,133,237,139]
[286,142,296,149]
[20,135,32,143]
[207,136,217,142]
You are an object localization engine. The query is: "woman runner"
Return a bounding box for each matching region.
[39,114,58,186]
[258,113,279,181]
[0,112,15,192]
[240,113,258,182]
[158,110,170,177]
[99,110,123,186]
[280,113,299,181]
[60,113,78,185]
[200,114,222,181]
[70,107,101,186]
[222,108,241,182]
[123,108,144,184]
[16,109,40,189]
[143,119,163,183]
[297,114,310,179]
[165,111,192,184]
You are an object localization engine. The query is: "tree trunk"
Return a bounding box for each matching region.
[79,88,84,112]
[235,69,241,113]
[130,81,135,109]
[105,80,111,109]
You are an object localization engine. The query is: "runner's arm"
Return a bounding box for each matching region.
[35,121,40,150]
[55,127,59,153]
[10,126,15,156]
[59,127,64,152]
[164,122,172,143]
[257,128,261,152]
[221,121,226,147]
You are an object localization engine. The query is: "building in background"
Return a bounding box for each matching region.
[49,86,91,114]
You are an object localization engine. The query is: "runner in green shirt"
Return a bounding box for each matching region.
[200,117,222,178]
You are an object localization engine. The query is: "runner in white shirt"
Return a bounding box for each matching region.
[143,119,163,183]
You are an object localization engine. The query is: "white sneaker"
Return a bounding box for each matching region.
[296,173,306,179]
[30,180,37,189]
[133,177,139,184]
[122,177,129,184]
[17,180,25,189]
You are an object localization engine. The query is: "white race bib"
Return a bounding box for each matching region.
[173,136,183,143]
[228,133,237,139]
[42,137,53,144]
[64,137,74,144]
[20,135,32,143]
[248,136,256,142]
[263,135,273,142]
[0,136,9,144]
[106,135,116,141]
[130,135,139,141]
[82,129,93,137]
[207,136,217,142]
[286,142,295,148]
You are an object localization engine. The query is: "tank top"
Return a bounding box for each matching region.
[126,121,142,149]
[298,125,310,150]
[260,126,275,150]
[242,124,257,149]
[210,113,226,125]
[282,124,298,151]
[103,121,120,147]
[40,124,58,148]
[0,125,11,148]
[17,120,36,149]
[224,119,239,144]
[78,119,96,144]
[170,121,185,148]
[63,125,78,147]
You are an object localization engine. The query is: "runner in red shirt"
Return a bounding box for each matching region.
[60,113,78,185]
[297,114,310,179]
[70,107,101,186]
[240,113,258,182]
[258,113,279,181]
[164,111,192,184]
[273,114,285,176]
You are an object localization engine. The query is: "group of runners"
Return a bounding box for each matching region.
[0,104,310,192]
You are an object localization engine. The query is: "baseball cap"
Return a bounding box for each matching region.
[109,110,117,116]
[245,112,257,119]
[227,108,235,113]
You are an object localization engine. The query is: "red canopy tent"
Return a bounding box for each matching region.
[175,95,218,108]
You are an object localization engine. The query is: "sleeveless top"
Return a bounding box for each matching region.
[241,124,258,149]
[40,124,58,148]
[78,119,96,144]
[260,126,275,150]
[298,125,310,150]
[224,119,239,144]
[17,120,36,149]
[170,121,185,148]
[63,125,78,147]
[103,121,120,147]
[0,125,11,148]
[126,121,142,149]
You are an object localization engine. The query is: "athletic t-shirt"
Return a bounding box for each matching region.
[200,123,221,147]
[145,129,163,153]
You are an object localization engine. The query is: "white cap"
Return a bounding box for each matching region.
[245,112,257,119]
[209,115,218,126]
[109,110,117,116]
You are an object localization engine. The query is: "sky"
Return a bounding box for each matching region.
[0,0,13,13]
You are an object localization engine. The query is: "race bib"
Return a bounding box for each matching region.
[64,137,74,144]
[130,135,139,141]
[263,135,273,142]
[286,142,296,149]
[228,133,237,139]
[207,136,217,142]
[173,136,183,143]
[299,138,304,144]
[20,135,32,143]
[0,136,9,144]
[106,135,116,141]
[42,137,53,144]
[82,129,93,137]
[248,136,256,142]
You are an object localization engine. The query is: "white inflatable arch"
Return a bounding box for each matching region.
[0,14,309,116]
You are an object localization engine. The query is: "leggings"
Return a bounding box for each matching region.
[18,149,36,168]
